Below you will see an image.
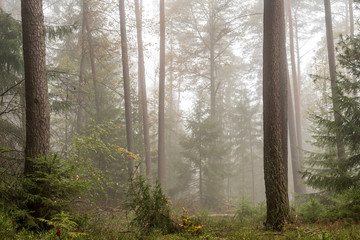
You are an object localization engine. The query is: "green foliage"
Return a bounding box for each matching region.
[39,211,87,239]
[236,201,266,225]
[304,30,360,194]
[45,24,77,41]
[298,197,327,223]
[179,97,227,209]
[0,10,23,80]
[298,189,360,223]
[0,154,86,229]
[71,121,133,205]
[179,208,205,235]
[0,211,16,239]
[125,174,174,233]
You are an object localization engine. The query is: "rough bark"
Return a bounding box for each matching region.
[263,0,290,230]
[135,0,151,181]
[286,0,305,195]
[119,0,135,172]
[158,0,166,186]
[323,0,345,160]
[21,0,50,174]
[83,0,101,123]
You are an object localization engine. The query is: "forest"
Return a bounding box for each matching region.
[1,0,360,239]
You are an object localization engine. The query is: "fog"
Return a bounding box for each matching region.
[0,0,357,213]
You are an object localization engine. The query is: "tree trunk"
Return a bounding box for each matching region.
[135,0,151,181]
[119,0,135,172]
[263,0,290,230]
[286,0,305,195]
[249,119,255,206]
[158,0,165,186]
[83,0,101,123]
[287,80,305,196]
[323,0,345,160]
[21,0,50,174]
[349,0,354,37]
[76,3,87,133]
[209,2,216,119]
[294,12,301,85]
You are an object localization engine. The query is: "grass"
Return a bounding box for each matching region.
[2,209,360,240]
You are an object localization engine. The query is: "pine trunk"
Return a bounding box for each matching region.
[263,0,290,230]
[76,3,87,133]
[324,0,345,160]
[83,0,101,123]
[158,0,166,186]
[349,0,354,37]
[135,0,151,181]
[287,0,305,195]
[119,0,135,172]
[21,0,50,174]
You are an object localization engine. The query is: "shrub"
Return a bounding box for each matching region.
[125,174,174,233]
[0,154,87,229]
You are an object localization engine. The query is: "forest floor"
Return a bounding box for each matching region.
[3,209,360,240]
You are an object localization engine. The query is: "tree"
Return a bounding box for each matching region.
[21,0,50,174]
[323,0,345,160]
[349,0,354,37]
[134,0,152,181]
[263,0,290,230]
[286,0,306,195]
[83,0,101,123]
[167,0,246,206]
[119,0,135,171]
[158,0,166,186]
[304,31,360,193]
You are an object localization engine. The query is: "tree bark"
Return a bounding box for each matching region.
[209,1,216,119]
[287,79,305,196]
[158,0,166,186]
[286,0,305,195]
[349,0,354,37]
[323,0,345,160]
[21,0,50,174]
[76,2,87,133]
[83,0,101,123]
[135,0,151,181]
[263,0,290,230]
[119,0,135,172]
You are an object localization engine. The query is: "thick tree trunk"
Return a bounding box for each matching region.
[158,0,165,186]
[21,0,50,174]
[323,0,345,160]
[286,0,305,195]
[135,0,151,181]
[119,0,135,172]
[263,0,290,230]
[83,0,101,123]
